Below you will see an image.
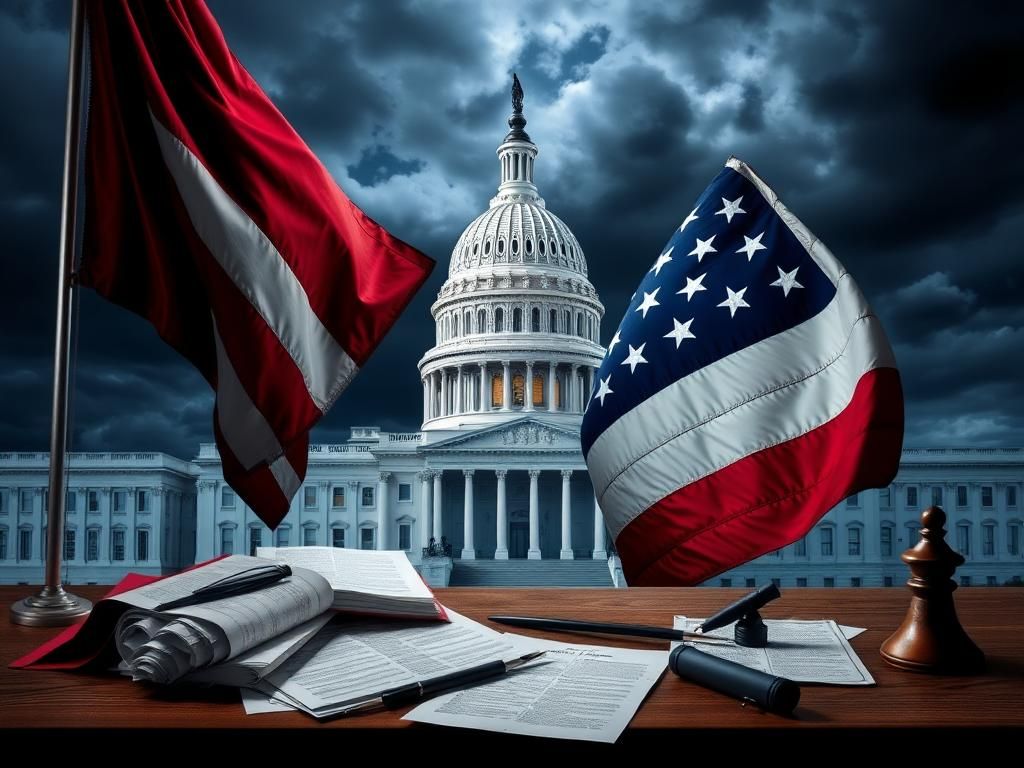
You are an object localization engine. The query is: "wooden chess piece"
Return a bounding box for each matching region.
[880,506,985,673]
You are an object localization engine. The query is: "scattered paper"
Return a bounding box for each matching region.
[403,635,667,743]
[673,616,874,685]
[241,688,296,715]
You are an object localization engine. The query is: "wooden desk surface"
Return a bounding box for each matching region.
[2,586,1023,743]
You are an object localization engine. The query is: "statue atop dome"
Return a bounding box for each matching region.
[505,73,531,142]
[512,73,524,114]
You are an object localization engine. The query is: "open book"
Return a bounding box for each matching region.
[256,546,445,620]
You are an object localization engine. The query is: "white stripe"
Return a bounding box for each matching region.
[149,112,358,413]
[212,321,301,500]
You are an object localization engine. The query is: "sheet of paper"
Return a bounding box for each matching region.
[403,635,668,744]
[673,617,874,685]
[839,625,866,640]
[260,609,517,718]
[241,688,296,715]
[257,546,432,599]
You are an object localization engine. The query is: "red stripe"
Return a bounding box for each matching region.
[615,367,904,586]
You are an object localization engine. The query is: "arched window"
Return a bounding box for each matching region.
[525,239,533,258]
[497,239,505,255]
[513,308,523,332]
[477,309,487,333]
[532,375,544,406]
[443,315,450,341]
[511,239,519,256]
[512,374,525,406]
[491,374,503,407]
[549,309,557,332]
[539,239,545,256]
[495,308,504,332]
[453,313,460,338]
[576,313,583,337]
[564,310,571,334]
[531,307,541,332]
[464,310,473,334]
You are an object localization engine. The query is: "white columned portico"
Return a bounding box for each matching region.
[593,495,607,559]
[560,470,573,559]
[528,469,541,560]
[494,469,508,559]
[377,472,390,550]
[548,362,557,410]
[524,361,534,412]
[419,472,432,549]
[478,362,487,412]
[461,470,475,559]
[501,360,511,411]
[432,471,443,543]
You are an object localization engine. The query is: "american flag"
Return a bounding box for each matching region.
[581,158,904,586]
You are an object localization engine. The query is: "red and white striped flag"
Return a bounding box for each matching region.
[79,0,434,528]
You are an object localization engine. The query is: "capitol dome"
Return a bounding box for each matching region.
[418,75,604,433]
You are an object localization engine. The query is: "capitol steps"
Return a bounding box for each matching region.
[448,558,613,587]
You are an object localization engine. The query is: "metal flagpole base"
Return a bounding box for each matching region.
[10,585,92,627]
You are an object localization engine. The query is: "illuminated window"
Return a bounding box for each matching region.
[492,374,503,407]
[532,375,544,406]
[512,374,525,407]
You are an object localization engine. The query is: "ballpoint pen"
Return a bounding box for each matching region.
[488,615,732,644]
[343,650,547,714]
[154,563,293,611]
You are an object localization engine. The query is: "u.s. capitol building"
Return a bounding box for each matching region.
[1,83,1022,588]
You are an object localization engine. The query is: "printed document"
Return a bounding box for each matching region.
[404,635,668,743]
[673,616,874,685]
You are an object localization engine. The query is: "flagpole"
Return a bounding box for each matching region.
[11,0,92,626]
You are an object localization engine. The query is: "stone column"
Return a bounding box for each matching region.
[319,480,330,547]
[560,470,574,559]
[196,480,217,562]
[494,469,508,559]
[570,364,580,412]
[422,378,428,421]
[528,469,541,560]
[377,472,390,550]
[100,488,112,564]
[548,362,557,410]
[419,472,432,550]
[593,495,607,559]
[440,368,448,416]
[525,361,535,412]
[501,360,511,411]
[478,362,487,411]
[432,471,443,543]
[456,365,464,414]
[461,470,475,559]
[150,487,164,565]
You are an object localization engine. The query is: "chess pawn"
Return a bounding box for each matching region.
[880,506,984,673]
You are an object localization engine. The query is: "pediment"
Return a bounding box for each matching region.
[425,417,582,453]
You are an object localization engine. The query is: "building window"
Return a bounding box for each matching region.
[879,487,891,508]
[361,528,375,550]
[720,578,732,587]
[884,576,893,587]
[532,374,544,406]
[137,490,148,512]
[20,491,32,512]
[1009,523,1020,556]
[478,309,487,333]
[398,483,412,502]
[982,486,993,508]
[113,491,126,513]
[494,308,504,332]
[851,578,861,587]
[87,529,99,561]
[794,537,807,557]
[824,577,835,588]
[276,527,290,547]
[1009,486,1018,508]
[0,493,4,513]
[531,307,541,332]
[332,528,345,548]
[549,308,557,332]
[881,524,894,557]
[66,492,77,513]
[249,527,262,557]
[983,524,995,556]
[820,527,834,557]
[221,488,235,508]
[956,523,970,557]
[745,578,756,588]
[399,524,411,551]
[961,575,971,587]
[563,309,571,335]
[906,523,921,547]
[491,374,503,407]
[304,486,317,508]
[796,578,807,587]
[906,486,918,508]
[512,307,523,332]
[332,487,345,508]
[957,485,968,507]
[0,528,6,560]
[88,491,98,512]
[221,527,234,555]
[848,526,861,556]
[112,529,126,561]
[19,528,31,560]
[846,493,859,508]
[137,529,149,561]
[361,487,375,507]
[931,486,943,507]
[987,576,997,586]
[512,374,525,406]
[64,529,75,561]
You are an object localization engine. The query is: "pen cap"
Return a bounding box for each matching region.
[669,644,800,716]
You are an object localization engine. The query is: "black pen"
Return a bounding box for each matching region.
[489,615,732,644]
[154,563,292,611]
[344,650,547,713]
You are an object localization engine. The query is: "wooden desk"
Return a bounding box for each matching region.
[2,586,1022,748]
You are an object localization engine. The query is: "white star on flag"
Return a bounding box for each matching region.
[770,266,804,297]
[649,246,674,276]
[606,330,621,355]
[715,196,746,223]
[717,286,750,317]
[620,343,648,373]
[635,288,661,318]
[593,375,613,406]
[679,208,699,232]
[736,232,767,261]
[688,235,717,263]
[676,272,707,301]
[664,318,696,349]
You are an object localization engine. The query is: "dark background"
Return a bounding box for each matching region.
[2,0,1022,458]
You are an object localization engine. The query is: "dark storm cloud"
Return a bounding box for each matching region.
[1,0,1022,458]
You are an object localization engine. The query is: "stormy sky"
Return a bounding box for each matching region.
[1,0,1022,459]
